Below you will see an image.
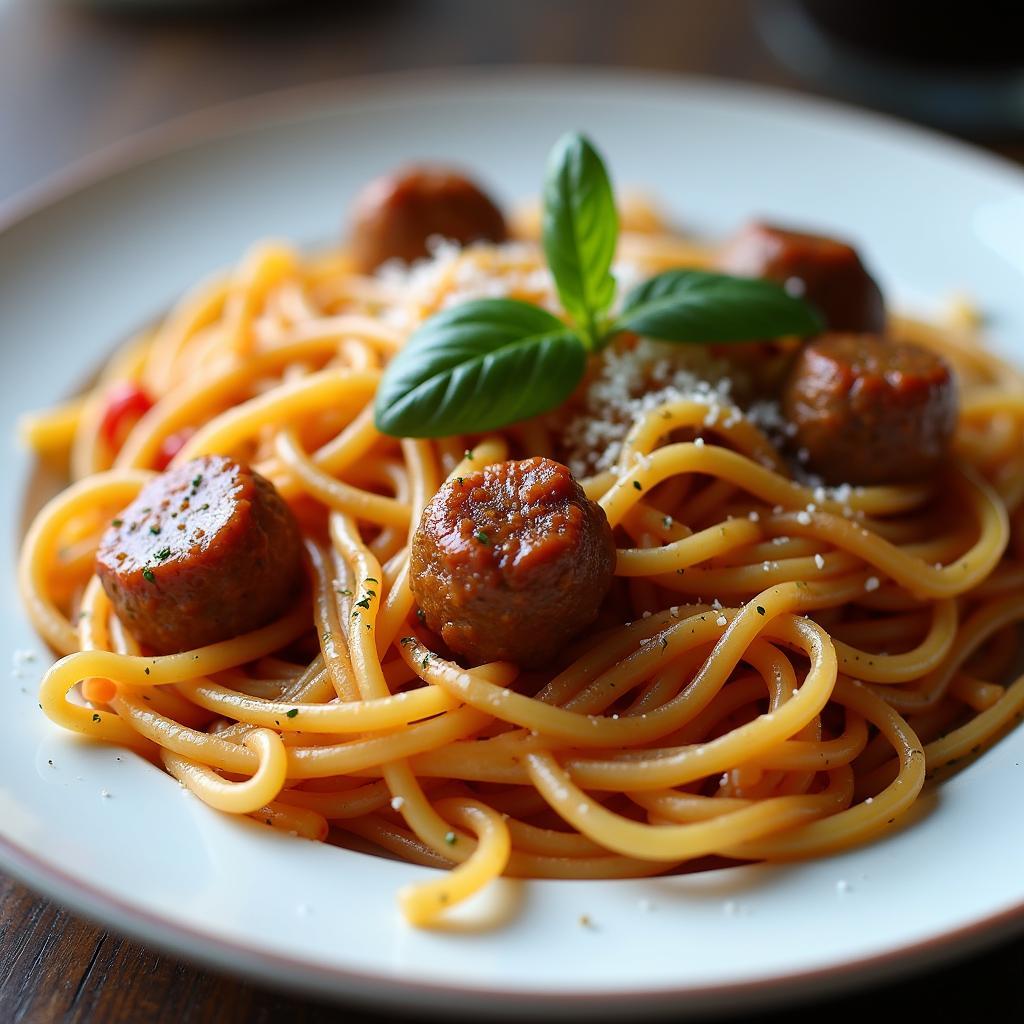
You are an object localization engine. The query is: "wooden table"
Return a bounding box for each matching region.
[2,1,1022,1019]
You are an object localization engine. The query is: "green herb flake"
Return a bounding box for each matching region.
[354,597,372,609]
[192,475,203,488]
[154,547,171,561]
[111,518,123,528]
[92,713,101,723]
[444,830,457,845]
[142,568,156,583]
[474,530,490,545]
[285,708,299,719]
[633,481,643,491]
[756,606,766,616]
[336,587,352,596]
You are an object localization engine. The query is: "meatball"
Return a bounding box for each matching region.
[717,221,885,334]
[782,334,957,485]
[350,166,507,272]
[410,457,616,667]
[96,456,304,653]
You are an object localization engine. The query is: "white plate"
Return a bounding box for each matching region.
[2,69,1024,1019]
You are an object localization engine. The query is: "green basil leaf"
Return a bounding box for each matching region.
[374,299,586,438]
[542,133,618,345]
[613,270,824,343]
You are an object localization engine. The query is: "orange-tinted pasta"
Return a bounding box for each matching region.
[18,213,1024,928]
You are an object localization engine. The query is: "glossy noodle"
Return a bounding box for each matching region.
[19,198,1024,928]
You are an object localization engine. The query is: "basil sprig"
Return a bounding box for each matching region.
[373,300,585,438]
[616,269,822,342]
[374,133,823,439]
[542,133,618,349]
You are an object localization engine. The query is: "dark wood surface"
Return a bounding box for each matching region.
[2,1,1023,1020]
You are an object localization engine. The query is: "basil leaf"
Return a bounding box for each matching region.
[613,270,824,342]
[543,133,618,346]
[374,299,586,438]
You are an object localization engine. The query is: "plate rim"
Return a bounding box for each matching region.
[6,63,1024,239]
[2,824,1022,1018]
[4,65,1024,1016]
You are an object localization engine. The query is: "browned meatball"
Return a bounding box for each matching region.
[717,221,885,333]
[96,456,304,653]
[782,334,958,485]
[350,166,507,272]
[410,458,616,667]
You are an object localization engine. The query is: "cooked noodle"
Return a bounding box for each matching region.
[19,213,1024,927]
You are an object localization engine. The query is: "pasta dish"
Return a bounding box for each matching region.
[18,135,1024,928]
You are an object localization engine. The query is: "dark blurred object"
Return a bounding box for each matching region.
[797,1,1023,69]
[757,0,1024,137]
[61,0,287,11]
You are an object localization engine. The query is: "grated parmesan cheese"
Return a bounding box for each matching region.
[559,338,736,476]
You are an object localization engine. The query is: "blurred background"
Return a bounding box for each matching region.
[3,1,1024,1022]
[3,0,1024,207]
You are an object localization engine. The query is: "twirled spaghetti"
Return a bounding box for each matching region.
[18,197,1024,928]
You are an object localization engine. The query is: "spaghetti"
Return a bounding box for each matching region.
[18,196,1024,928]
